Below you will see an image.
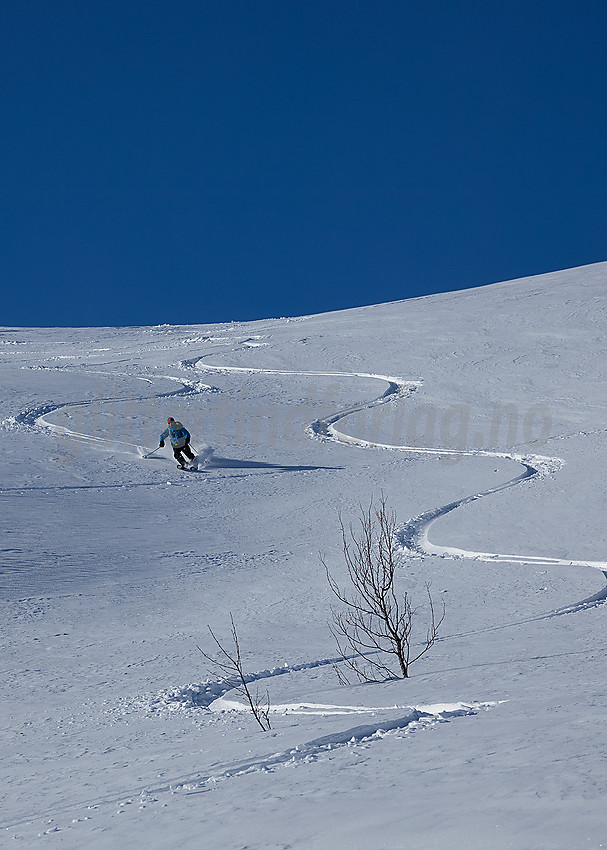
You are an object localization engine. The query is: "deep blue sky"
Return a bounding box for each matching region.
[2,1,606,327]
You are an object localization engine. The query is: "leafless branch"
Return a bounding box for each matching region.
[197,613,271,731]
[322,495,445,683]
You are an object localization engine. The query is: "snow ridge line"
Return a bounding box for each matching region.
[441,574,607,642]
[142,702,496,798]
[0,702,495,831]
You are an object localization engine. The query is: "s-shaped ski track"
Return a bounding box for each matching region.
[18,355,607,609]
[192,357,607,611]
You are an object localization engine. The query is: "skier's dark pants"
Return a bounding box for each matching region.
[173,444,195,464]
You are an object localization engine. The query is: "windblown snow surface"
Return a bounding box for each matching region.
[2,262,607,849]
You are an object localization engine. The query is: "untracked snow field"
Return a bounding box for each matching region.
[2,263,607,849]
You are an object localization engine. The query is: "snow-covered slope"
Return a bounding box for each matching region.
[2,262,606,849]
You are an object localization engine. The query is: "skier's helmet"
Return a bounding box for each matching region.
[167,417,175,424]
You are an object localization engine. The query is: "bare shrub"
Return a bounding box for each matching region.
[197,613,271,731]
[322,495,445,682]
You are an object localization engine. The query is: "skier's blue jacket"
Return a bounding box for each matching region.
[160,421,190,449]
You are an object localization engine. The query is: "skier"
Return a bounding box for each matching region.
[159,417,196,469]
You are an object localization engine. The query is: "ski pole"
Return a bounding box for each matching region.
[143,445,163,459]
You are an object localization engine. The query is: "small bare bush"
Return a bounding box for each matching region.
[322,495,445,682]
[197,613,271,731]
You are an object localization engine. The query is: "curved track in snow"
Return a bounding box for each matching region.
[16,355,607,603]
[192,357,607,611]
[6,351,605,830]
[14,373,215,458]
